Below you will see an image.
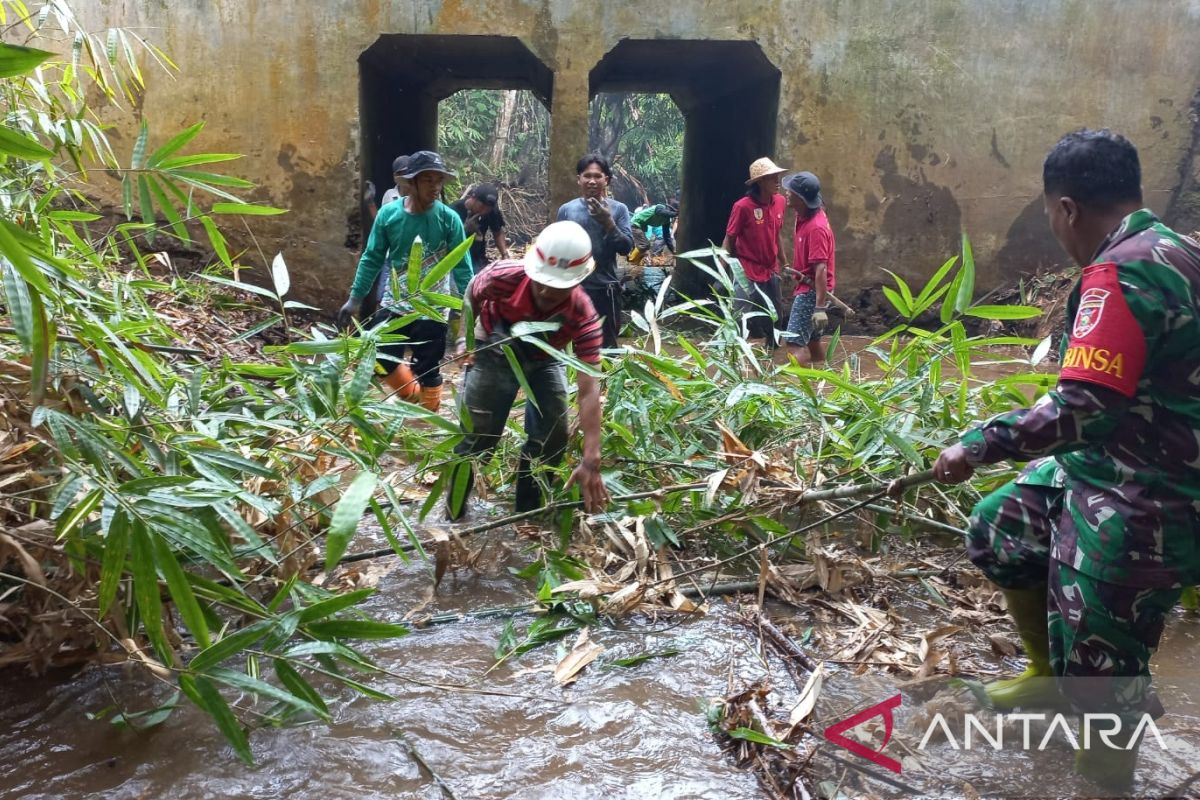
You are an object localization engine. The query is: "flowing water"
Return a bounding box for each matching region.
[3,337,1197,799]
[2,540,1198,799]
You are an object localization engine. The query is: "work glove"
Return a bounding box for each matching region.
[811,308,829,334]
[338,296,363,330]
[363,180,376,204]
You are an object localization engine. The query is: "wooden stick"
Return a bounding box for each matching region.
[824,292,855,317]
[322,482,708,570]
[744,606,818,673]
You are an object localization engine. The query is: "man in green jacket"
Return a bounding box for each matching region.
[629,202,677,263]
[338,151,472,411]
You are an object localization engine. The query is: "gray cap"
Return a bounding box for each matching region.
[402,150,456,180]
[784,171,823,209]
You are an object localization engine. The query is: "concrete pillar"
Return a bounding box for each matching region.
[547,66,590,221]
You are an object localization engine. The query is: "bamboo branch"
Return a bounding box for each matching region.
[321,482,708,571]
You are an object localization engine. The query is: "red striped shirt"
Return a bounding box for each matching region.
[469,262,603,364]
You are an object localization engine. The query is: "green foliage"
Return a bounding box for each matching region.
[439,240,1048,567]
[0,8,463,762]
[438,89,549,190]
[437,89,683,206]
[590,92,683,203]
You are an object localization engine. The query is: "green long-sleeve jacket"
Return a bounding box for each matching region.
[961,209,1200,588]
[349,198,473,316]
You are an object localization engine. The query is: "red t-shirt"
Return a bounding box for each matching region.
[725,194,785,282]
[469,261,603,364]
[792,208,836,296]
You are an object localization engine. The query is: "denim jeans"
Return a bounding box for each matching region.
[453,337,570,469]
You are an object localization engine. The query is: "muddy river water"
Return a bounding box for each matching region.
[2,542,1198,799]
[3,337,1199,799]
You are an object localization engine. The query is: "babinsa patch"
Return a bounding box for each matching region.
[1073,287,1109,337]
[1059,262,1146,397]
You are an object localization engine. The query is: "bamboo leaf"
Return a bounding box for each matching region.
[56,487,102,540]
[145,121,205,168]
[294,589,375,626]
[881,286,911,318]
[210,202,287,216]
[728,727,791,748]
[196,215,229,272]
[502,344,540,413]
[98,509,130,615]
[158,152,242,170]
[0,125,53,160]
[189,619,275,673]
[145,175,189,242]
[962,304,1042,320]
[130,520,173,665]
[131,119,149,169]
[209,667,329,720]
[324,471,377,568]
[1,262,32,348]
[954,232,976,313]
[270,252,289,298]
[152,528,211,648]
[303,619,409,640]
[179,674,252,765]
[272,659,330,718]
[0,42,52,77]
[346,341,376,409]
[405,236,424,295]
[0,217,50,294]
[418,235,471,292]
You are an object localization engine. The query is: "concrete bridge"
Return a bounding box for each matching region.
[82,0,1200,306]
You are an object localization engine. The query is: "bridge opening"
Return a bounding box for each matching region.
[358,34,552,238]
[590,39,781,295]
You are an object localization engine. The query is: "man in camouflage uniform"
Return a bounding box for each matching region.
[935,129,1200,791]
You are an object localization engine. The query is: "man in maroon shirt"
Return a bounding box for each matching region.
[446,220,610,519]
[782,171,836,364]
[723,157,788,348]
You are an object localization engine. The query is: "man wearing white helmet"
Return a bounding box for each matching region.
[447,220,611,519]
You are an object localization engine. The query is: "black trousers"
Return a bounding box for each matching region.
[366,312,447,387]
[583,281,621,349]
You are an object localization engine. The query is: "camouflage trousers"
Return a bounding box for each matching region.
[966,475,1182,717]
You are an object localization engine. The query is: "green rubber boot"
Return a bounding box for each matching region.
[1075,720,1139,792]
[985,586,1067,710]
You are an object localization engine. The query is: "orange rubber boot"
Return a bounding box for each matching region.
[419,384,442,412]
[383,362,420,401]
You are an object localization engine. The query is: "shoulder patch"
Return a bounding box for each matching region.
[1059,262,1146,397]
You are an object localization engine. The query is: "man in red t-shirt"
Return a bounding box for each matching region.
[782,171,836,364]
[446,220,610,520]
[722,157,788,348]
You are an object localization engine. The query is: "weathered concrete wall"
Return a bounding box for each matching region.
[77,0,1200,308]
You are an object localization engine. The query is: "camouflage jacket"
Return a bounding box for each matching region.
[961,209,1200,588]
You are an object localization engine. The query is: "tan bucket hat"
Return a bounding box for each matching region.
[745,157,788,185]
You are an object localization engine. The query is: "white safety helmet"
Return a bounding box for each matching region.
[523,220,595,289]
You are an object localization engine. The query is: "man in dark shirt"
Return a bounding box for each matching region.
[450,182,509,270]
[556,153,634,349]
